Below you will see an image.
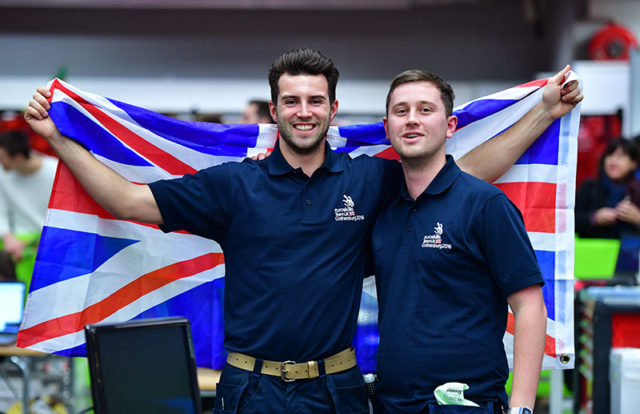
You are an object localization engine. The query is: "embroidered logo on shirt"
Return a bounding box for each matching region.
[334,194,365,221]
[422,222,452,249]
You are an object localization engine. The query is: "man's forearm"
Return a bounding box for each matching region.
[52,136,162,224]
[458,65,582,183]
[510,293,547,409]
[25,85,163,225]
[457,102,553,182]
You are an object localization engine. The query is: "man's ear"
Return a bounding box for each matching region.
[445,115,458,139]
[329,99,339,123]
[269,101,277,124]
[383,117,389,140]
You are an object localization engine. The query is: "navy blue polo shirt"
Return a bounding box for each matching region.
[149,142,401,362]
[371,155,543,412]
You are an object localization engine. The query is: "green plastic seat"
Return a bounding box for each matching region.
[574,236,620,280]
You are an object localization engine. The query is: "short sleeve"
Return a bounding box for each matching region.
[477,193,543,297]
[148,164,234,241]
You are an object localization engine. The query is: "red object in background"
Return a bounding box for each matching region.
[576,114,622,189]
[0,113,56,157]
[589,22,639,61]
[611,313,640,348]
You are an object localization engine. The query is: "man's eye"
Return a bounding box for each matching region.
[421,107,431,113]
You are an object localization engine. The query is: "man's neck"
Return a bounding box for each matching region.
[402,155,447,200]
[279,139,326,177]
[16,154,43,176]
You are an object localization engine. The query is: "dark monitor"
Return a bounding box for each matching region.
[85,317,202,414]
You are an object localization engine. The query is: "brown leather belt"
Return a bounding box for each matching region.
[226,347,357,382]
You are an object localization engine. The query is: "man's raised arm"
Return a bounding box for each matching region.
[458,65,583,182]
[25,87,164,224]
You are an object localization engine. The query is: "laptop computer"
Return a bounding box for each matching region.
[85,317,202,414]
[0,281,26,345]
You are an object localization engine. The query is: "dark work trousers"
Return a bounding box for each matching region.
[213,362,369,413]
[423,400,503,414]
[373,398,503,414]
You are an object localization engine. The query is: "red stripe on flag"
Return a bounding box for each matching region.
[495,182,556,233]
[48,163,168,231]
[374,146,401,161]
[17,252,224,348]
[49,79,197,176]
[49,162,115,219]
[507,312,557,357]
[515,79,548,88]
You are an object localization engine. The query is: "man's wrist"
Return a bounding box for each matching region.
[506,407,532,414]
[532,100,555,124]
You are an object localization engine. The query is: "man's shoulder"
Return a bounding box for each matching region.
[204,158,266,174]
[456,170,503,197]
[348,154,400,171]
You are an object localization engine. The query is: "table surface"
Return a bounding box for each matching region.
[0,344,47,357]
[197,367,221,390]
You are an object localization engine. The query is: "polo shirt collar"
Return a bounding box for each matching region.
[267,140,345,176]
[400,154,461,201]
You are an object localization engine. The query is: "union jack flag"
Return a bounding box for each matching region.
[18,76,580,371]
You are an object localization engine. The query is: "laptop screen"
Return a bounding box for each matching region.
[85,317,202,414]
[0,281,25,334]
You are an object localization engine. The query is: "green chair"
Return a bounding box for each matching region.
[574,236,620,280]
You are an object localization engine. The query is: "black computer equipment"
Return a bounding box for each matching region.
[0,281,26,345]
[85,317,202,414]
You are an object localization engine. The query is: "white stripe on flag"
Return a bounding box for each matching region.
[447,88,544,159]
[256,124,278,148]
[460,85,539,106]
[494,164,559,184]
[347,145,391,158]
[25,266,225,352]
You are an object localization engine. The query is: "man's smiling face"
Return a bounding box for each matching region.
[270,73,338,156]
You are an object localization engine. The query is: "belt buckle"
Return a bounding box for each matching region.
[281,360,296,382]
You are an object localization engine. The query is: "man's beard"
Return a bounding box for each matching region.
[277,120,329,155]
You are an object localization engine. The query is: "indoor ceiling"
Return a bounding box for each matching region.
[0,0,504,10]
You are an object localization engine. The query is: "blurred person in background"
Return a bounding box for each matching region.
[0,130,58,260]
[193,112,224,124]
[0,251,17,281]
[576,138,640,238]
[240,99,275,124]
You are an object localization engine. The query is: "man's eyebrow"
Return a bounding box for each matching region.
[391,100,435,108]
[280,94,327,102]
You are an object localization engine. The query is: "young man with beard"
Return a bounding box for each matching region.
[26,49,579,413]
[371,70,547,414]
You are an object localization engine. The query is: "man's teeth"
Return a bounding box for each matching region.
[295,125,313,130]
[405,133,419,138]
